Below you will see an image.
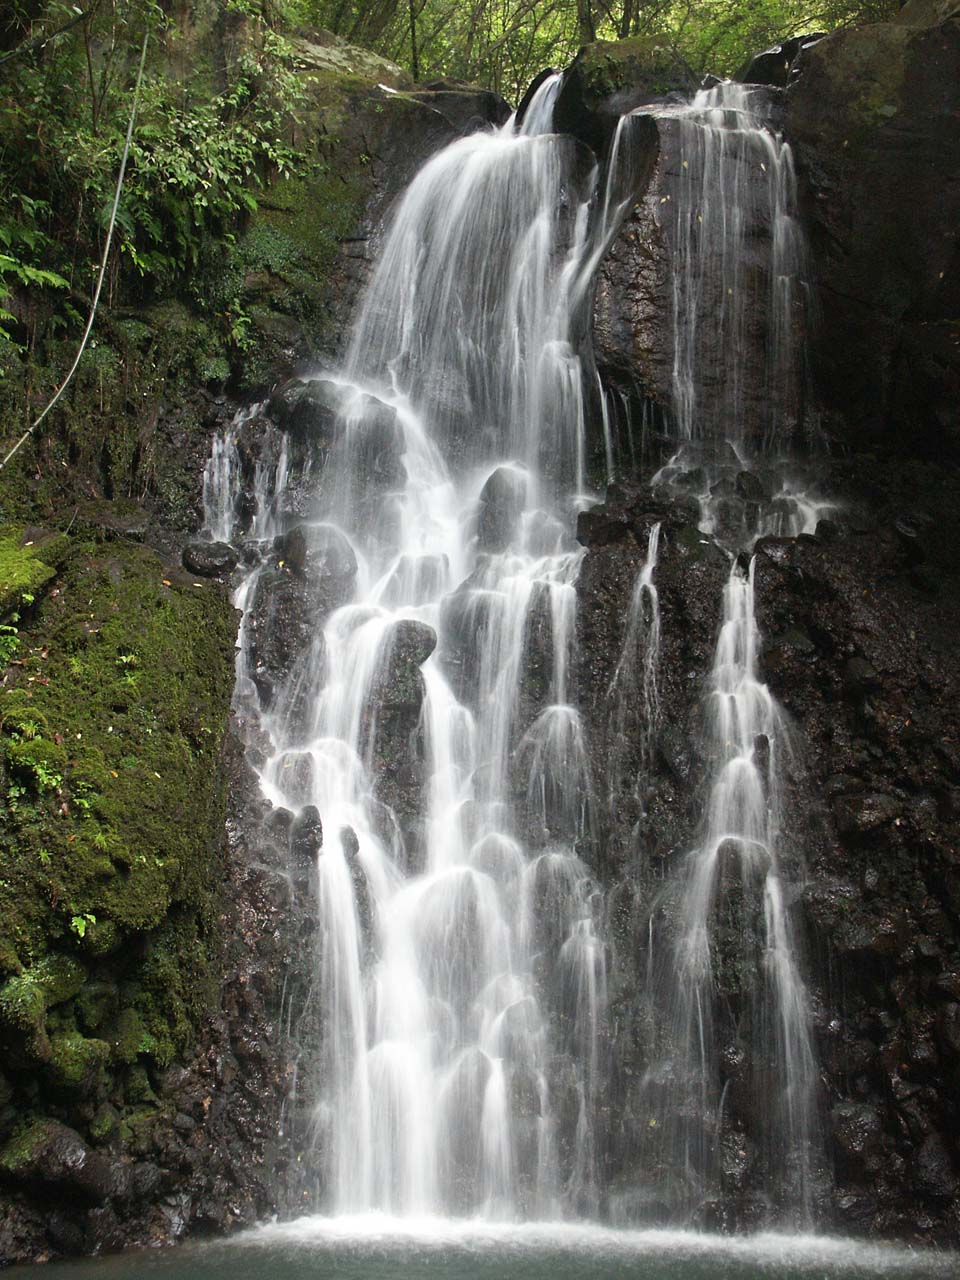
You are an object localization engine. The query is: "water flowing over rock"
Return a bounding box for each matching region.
[22,7,946,1263]
[181,6,960,1238]
[212,76,617,1219]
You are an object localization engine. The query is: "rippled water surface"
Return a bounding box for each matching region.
[13,1219,955,1280]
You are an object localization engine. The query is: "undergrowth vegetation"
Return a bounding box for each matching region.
[0,1,311,380]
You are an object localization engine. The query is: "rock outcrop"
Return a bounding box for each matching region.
[785,0,960,461]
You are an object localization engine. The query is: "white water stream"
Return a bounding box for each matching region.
[207,76,608,1219]
[201,76,829,1229]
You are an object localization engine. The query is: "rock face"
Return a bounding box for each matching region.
[555,38,693,154]
[785,0,960,461]
[575,470,960,1240]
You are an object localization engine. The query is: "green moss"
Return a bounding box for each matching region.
[0,535,235,1111]
[109,1008,147,1065]
[48,1030,110,1091]
[0,526,67,618]
[0,1119,55,1175]
[124,1062,158,1105]
[119,1104,166,1158]
[576,37,687,104]
[89,1103,120,1143]
[802,26,912,142]
[215,141,368,387]
[0,955,87,1063]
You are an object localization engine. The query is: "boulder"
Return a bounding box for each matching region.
[182,541,238,578]
[375,620,437,708]
[737,33,826,87]
[290,805,323,864]
[555,38,693,155]
[477,466,527,553]
[267,377,344,440]
[0,1120,123,1204]
[785,5,960,461]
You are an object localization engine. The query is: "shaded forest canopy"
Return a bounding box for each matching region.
[299,0,900,94]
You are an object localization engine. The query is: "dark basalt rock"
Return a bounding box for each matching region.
[290,805,323,864]
[576,454,960,1240]
[737,33,826,87]
[267,377,344,440]
[247,568,317,702]
[376,620,437,708]
[555,37,693,156]
[273,524,358,583]
[0,1120,123,1204]
[477,466,527,553]
[785,0,960,461]
[406,87,512,134]
[182,540,238,578]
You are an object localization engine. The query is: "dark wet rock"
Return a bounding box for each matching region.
[406,87,511,134]
[290,805,323,864]
[577,455,960,1239]
[247,568,317,701]
[477,466,527,553]
[268,377,343,440]
[0,1121,123,1204]
[914,1133,959,1201]
[182,541,238,578]
[786,3,960,462]
[737,33,827,87]
[893,514,933,565]
[376,620,437,708]
[349,393,404,491]
[843,656,881,695]
[555,38,693,155]
[273,524,357,584]
[340,827,374,954]
[363,621,436,868]
[734,470,768,502]
[831,1103,884,1170]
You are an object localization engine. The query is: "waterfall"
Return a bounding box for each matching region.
[634,83,822,1226]
[645,559,818,1222]
[200,70,829,1232]
[203,97,622,1220]
[667,82,804,453]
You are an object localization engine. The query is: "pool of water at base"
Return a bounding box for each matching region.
[9,1217,957,1280]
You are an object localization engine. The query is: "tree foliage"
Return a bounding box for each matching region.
[0,1,309,362]
[289,0,900,98]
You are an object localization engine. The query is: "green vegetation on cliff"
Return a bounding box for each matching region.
[0,527,236,1135]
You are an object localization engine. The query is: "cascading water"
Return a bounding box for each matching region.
[202,70,830,1233]
[210,76,614,1221]
[633,82,824,1226]
[667,82,805,454]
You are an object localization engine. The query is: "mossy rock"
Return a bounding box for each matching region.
[575,37,692,103]
[47,1030,110,1092]
[0,535,236,1097]
[794,24,913,139]
[0,955,87,1064]
[556,37,693,155]
[894,0,960,25]
[0,526,68,618]
[287,31,412,90]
